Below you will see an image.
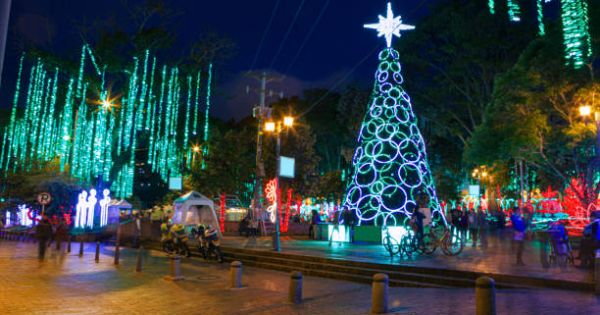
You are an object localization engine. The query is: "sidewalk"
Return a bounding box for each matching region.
[221,231,594,285]
[0,241,598,314]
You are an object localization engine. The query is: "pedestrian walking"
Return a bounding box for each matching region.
[477,207,488,249]
[341,206,356,243]
[510,207,527,266]
[55,219,68,250]
[36,217,52,260]
[308,209,319,239]
[468,208,479,247]
[458,209,468,242]
[329,208,340,246]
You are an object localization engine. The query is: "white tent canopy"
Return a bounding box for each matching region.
[172,191,221,237]
[108,199,132,224]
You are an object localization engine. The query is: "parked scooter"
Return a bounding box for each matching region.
[193,224,223,263]
[163,223,191,257]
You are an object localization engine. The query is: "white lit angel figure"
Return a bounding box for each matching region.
[86,189,97,228]
[99,189,110,227]
[75,190,88,228]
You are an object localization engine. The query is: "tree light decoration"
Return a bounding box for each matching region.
[0,45,215,197]
[488,0,495,14]
[561,0,592,69]
[219,193,226,233]
[364,2,415,48]
[265,178,278,223]
[346,3,445,227]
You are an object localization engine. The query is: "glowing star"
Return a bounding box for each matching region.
[364,2,414,48]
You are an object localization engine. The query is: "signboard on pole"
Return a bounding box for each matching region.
[279,156,295,178]
[37,192,52,205]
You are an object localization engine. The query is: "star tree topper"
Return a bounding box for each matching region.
[364,2,415,47]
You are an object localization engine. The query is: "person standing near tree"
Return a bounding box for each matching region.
[36,217,52,260]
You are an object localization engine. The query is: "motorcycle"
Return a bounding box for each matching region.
[193,225,223,263]
[162,225,191,257]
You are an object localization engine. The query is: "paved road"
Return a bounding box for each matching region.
[222,230,593,285]
[0,241,598,314]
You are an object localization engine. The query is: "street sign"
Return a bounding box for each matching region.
[37,192,52,205]
[279,156,295,178]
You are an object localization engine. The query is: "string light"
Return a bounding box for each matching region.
[0,45,212,198]
[561,0,592,68]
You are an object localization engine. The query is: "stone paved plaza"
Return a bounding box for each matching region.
[0,241,598,315]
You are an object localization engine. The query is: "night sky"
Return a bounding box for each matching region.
[1,0,435,120]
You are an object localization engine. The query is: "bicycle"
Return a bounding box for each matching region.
[420,224,464,256]
[382,226,400,257]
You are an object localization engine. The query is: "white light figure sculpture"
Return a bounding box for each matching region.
[86,189,97,228]
[99,189,110,227]
[6,211,10,226]
[18,204,32,226]
[75,190,88,228]
[364,2,415,48]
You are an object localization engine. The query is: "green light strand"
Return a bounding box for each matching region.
[202,64,213,170]
[507,0,521,22]
[145,56,157,131]
[488,0,495,15]
[4,54,25,172]
[537,0,545,36]
[561,0,592,69]
[184,75,192,150]
[193,71,201,135]
[59,79,75,172]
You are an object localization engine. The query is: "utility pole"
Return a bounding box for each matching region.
[246,71,283,225]
[0,0,12,88]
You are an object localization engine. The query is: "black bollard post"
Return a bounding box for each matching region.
[135,246,143,272]
[476,277,496,315]
[67,236,72,253]
[79,240,84,257]
[114,243,120,265]
[288,271,303,304]
[95,241,100,262]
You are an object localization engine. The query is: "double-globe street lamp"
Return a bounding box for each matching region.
[263,116,294,252]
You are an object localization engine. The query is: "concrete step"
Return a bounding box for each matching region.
[221,247,594,292]
[222,250,477,288]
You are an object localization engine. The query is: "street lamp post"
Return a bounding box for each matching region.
[264,117,293,252]
[579,105,600,157]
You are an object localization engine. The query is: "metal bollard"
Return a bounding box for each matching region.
[67,236,71,253]
[164,255,184,281]
[476,277,496,315]
[135,246,143,272]
[371,273,389,314]
[229,261,243,288]
[95,241,100,262]
[595,250,600,295]
[114,242,120,265]
[288,271,303,304]
[79,240,84,257]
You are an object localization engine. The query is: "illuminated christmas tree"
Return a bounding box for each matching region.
[344,3,444,226]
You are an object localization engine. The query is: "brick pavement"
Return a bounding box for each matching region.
[0,241,598,315]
